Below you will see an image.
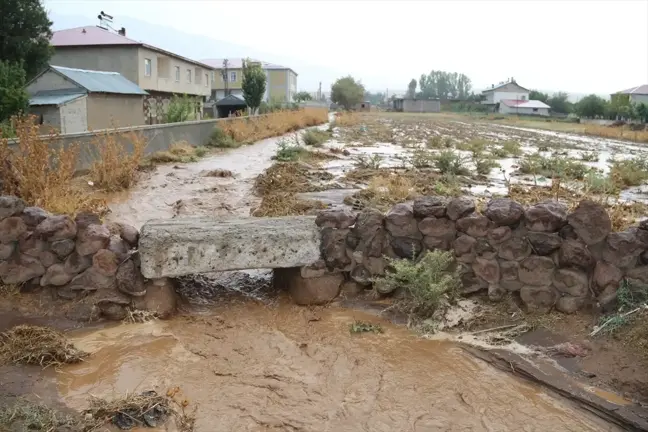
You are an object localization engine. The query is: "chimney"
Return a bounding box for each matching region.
[118,27,126,36]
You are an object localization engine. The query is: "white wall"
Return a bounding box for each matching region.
[499,104,549,116]
[493,91,530,103]
[631,94,648,105]
[60,96,88,133]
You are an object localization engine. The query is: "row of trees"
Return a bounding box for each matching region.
[528,90,572,114]
[573,94,648,122]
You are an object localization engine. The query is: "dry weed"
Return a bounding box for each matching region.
[583,124,648,144]
[0,325,89,367]
[252,193,326,217]
[221,108,328,144]
[89,129,148,191]
[0,283,21,297]
[254,162,313,195]
[334,112,361,127]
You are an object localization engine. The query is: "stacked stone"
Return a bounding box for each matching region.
[0,195,175,320]
[314,196,648,313]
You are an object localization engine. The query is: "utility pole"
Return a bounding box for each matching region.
[222,59,229,97]
[318,81,322,101]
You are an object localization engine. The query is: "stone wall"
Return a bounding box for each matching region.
[0,196,175,321]
[312,196,648,313]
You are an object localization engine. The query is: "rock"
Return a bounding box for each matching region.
[301,260,327,279]
[92,249,119,277]
[350,265,372,286]
[556,296,587,314]
[357,227,389,258]
[340,280,364,297]
[553,268,589,297]
[412,196,447,218]
[527,232,562,255]
[98,303,128,321]
[40,263,73,286]
[593,261,622,294]
[500,260,519,281]
[0,217,27,243]
[275,267,343,305]
[107,235,130,261]
[454,235,476,256]
[488,284,506,301]
[69,267,116,291]
[625,265,648,284]
[0,243,14,260]
[315,209,356,229]
[518,256,555,286]
[446,197,475,221]
[21,207,50,228]
[600,230,644,268]
[498,236,532,261]
[50,239,76,259]
[559,224,579,240]
[353,208,384,237]
[520,285,557,312]
[365,256,386,276]
[419,217,456,240]
[390,237,422,259]
[472,257,500,283]
[74,212,101,230]
[524,201,567,232]
[76,224,111,256]
[423,235,452,251]
[385,203,420,238]
[0,196,25,221]
[0,254,46,284]
[456,214,490,237]
[460,271,488,294]
[35,215,77,241]
[567,200,611,245]
[20,277,42,293]
[488,226,512,245]
[132,280,177,318]
[321,228,351,270]
[559,239,593,269]
[64,252,92,275]
[597,285,618,312]
[108,222,140,247]
[38,251,58,268]
[57,285,80,300]
[485,198,524,226]
[18,233,47,257]
[501,280,523,292]
[66,303,101,322]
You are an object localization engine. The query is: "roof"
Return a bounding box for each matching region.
[215,94,247,106]
[29,92,85,106]
[51,26,215,70]
[50,66,148,95]
[616,84,648,95]
[501,99,551,109]
[200,58,297,75]
[482,81,530,93]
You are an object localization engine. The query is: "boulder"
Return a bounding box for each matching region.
[69,267,116,291]
[116,259,147,297]
[35,215,77,241]
[18,233,48,257]
[64,251,92,275]
[350,265,372,286]
[518,256,555,286]
[553,268,589,297]
[419,217,456,240]
[501,280,523,292]
[0,196,25,221]
[0,217,27,243]
[460,270,488,294]
[107,235,130,261]
[385,203,421,238]
[353,208,384,238]
[567,200,611,245]
[276,267,343,305]
[527,232,562,256]
[488,226,512,245]
[132,280,177,318]
[21,207,50,228]
[108,221,140,247]
[446,197,475,221]
[50,239,76,259]
[600,230,644,268]
[390,237,422,259]
[488,283,507,301]
[456,214,491,238]
[556,296,587,314]
[454,235,476,256]
[76,224,111,256]
[500,260,519,281]
[625,265,648,284]
[40,263,73,286]
[357,228,389,258]
[301,260,327,279]
[340,280,364,298]
[66,303,100,322]
[559,239,593,269]
[413,196,447,218]
[315,209,356,229]
[38,251,59,268]
[520,285,557,312]
[0,254,46,284]
[485,198,524,226]
[472,257,500,284]
[0,243,14,260]
[321,228,351,270]
[559,224,579,240]
[365,257,386,277]
[597,285,618,312]
[92,249,119,277]
[593,261,622,294]
[497,236,532,261]
[524,201,567,232]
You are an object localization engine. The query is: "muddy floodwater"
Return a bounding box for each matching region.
[57,300,619,431]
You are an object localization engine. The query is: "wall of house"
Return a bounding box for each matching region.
[402,99,441,113]
[51,46,140,84]
[631,94,648,105]
[499,105,549,116]
[493,91,530,103]
[26,70,83,94]
[28,105,62,131]
[211,68,243,91]
[59,96,88,133]
[86,94,145,129]
[137,47,211,97]
[268,69,288,102]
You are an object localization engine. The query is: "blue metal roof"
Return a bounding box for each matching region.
[51,65,148,95]
[29,92,85,106]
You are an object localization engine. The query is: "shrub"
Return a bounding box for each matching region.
[374,250,460,319]
[208,127,239,148]
[472,153,500,175]
[274,138,306,162]
[501,140,523,157]
[301,129,330,146]
[518,153,589,179]
[426,135,443,149]
[164,94,196,123]
[610,157,648,186]
[456,138,488,153]
[433,150,470,175]
[583,171,619,195]
[353,153,384,169]
[89,129,148,191]
[409,148,436,168]
[580,151,599,162]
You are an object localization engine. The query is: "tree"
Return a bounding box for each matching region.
[529,90,549,103]
[293,91,312,103]
[417,70,472,100]
[407,79,417,98]
[575,94,607,118]
[330,76,365,110]
[364,91,385,105]
[1,0,53,80]
[547,92,571,114]
[0,60,29,123]
[635,103,648,123]
[241,59,267,114]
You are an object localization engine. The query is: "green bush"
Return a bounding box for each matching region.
[472,153,500,175]
[274,138,307,161]
[579,151,599,162]
[164,94,196,123]
[433,150,470,175]
[302,129,330,146]
[610,156,648,186]
[409,148,436,168]
[518,153,589,179]
[208,127,239,148]
[501,140,523,157]
[583,171,619,195]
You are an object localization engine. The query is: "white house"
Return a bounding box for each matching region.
[614,84,648,105]
[499,99,550,116]
[481,81,530,104]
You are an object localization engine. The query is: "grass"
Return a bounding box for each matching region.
[579,151,600,162]
[609,156,648,186]
[582,170,620,195]
[302,129,330,146]
[0,399,80,431]
[518,153,590,179]
[208,127,240,148]
[408,148,436,168]
[146,141,209,165]
[472,151,500,175]
[89,129,148,192]
[274,138,309,162]
[252,192,326,217]
[349,321,383,334]
[345,174,415,210]
[374,250,460,321]
[333,111,361,127]
[0,325,89,367]
[595,279,648,337]
[433,150,470,175]
[501,140,523,157]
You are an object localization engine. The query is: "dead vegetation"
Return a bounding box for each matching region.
[146,141,209,165]
[89,128,148,191]
[0,399,80,431]
[0,325,88,367]
[251,192,326,217]
[254,162,331,195]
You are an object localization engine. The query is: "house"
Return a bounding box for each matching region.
[613,85,648,106]
[355,101,371,112]
[499,99,550,116]
[200,58,297,103]
[393,98,441,113]
[50,26,214,124]
[26,65,148,133]
[481,80,530,105]
[214,94,247,118]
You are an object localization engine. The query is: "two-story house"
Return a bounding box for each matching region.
[50,26,215,124]
[200,58,298,103]
[613,85,648,106]
[481,80,530,105]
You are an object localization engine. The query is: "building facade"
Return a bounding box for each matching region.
[614,84,648,106]
[499,99,550,116]
[481,81,530,105]
[393,98,441,113]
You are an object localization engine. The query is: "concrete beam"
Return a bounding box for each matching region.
[139,216,322,278]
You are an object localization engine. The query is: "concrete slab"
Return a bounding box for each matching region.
[139,216,322,278]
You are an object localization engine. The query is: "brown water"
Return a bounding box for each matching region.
[56,300,619,432]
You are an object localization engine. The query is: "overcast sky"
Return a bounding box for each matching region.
[45,0,648,95]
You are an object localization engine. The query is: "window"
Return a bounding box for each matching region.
[144,58,152,76]
[230,71,237,82]
[174,66,180,82]
[532,108,538,112]
[211,71,215,82]
[205,73,209,87]
[186,69,192,83]
[521,95,526,100]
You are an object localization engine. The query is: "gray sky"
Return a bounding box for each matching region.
[45,0,648,95]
